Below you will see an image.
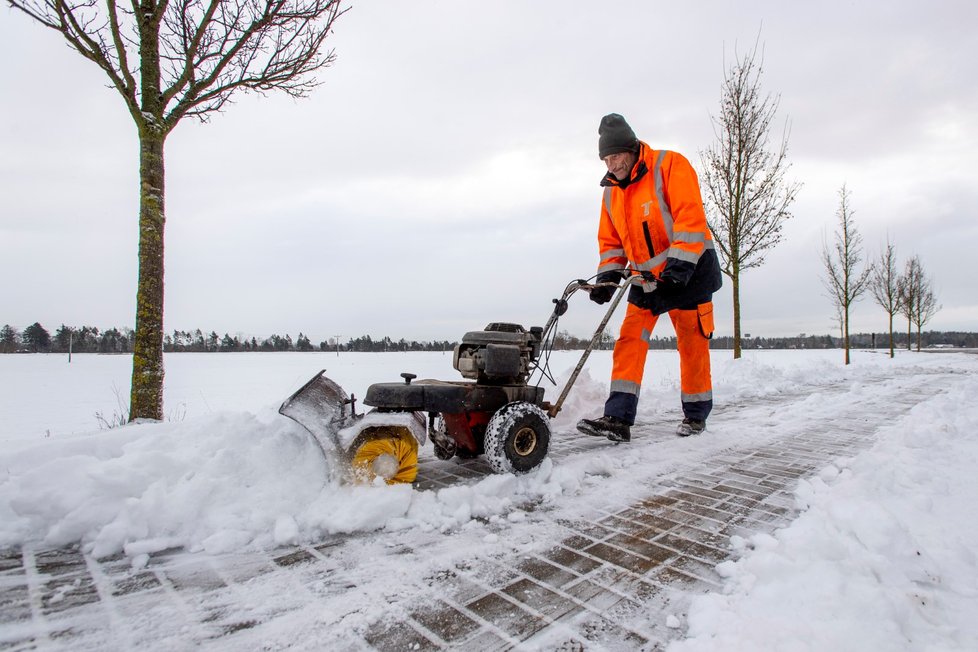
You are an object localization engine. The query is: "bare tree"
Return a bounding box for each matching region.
[820,185,870,365]
[898,256,921,351]
[912,280,940,351]
[9,0,347,420]
[700,40,801,359]
[868,237,902,358]
[899,256,940,351]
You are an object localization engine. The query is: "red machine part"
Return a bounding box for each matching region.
[440,411,491,455]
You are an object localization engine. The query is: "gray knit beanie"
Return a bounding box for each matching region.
[598,113,639,159]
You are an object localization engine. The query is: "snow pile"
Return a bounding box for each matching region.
[0,393,615,563]
[671,372,978,651]
[0,410,328,559]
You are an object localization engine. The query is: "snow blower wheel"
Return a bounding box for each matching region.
[484,402,551,474]
[349,428,419,484]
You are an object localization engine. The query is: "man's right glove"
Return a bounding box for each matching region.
[589,270,623,305]
[589,285,615,305]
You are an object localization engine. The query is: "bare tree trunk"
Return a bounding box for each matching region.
[888,313,894,358]
[130,130,166,421]
[732,269,742,359]
[130,21,166,421]
[844,306,850,365]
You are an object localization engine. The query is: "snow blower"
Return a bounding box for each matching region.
[279,274,642,484]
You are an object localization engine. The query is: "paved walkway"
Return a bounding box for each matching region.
[0,374,943,651]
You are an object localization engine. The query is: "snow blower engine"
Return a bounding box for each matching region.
[279,275,641,485]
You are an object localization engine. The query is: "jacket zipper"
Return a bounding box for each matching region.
[642,222,656,257]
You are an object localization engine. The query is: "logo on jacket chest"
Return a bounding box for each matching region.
[641,200,654,217]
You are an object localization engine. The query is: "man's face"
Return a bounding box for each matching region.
[603,151,638,181]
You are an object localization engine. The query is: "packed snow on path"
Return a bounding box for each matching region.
[1,349,977,650]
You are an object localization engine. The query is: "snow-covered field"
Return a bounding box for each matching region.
[1,349,977,650]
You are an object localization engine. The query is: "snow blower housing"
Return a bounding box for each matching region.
[279,276,639,485]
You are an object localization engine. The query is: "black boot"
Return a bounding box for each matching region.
[676,418,706,437]
[577,416,631,442]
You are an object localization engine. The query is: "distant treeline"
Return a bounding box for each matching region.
[549,329,978,350]
[703,331,978,350]
[3,322,977,354]
[0,323,458,354]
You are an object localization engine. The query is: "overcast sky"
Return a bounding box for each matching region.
[1,0,976,345]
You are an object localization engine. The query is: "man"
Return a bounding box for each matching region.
[577,113,722,442]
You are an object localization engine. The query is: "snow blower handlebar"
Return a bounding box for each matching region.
[544,274,643,418]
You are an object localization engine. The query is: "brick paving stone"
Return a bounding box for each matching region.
[667,524,731,551]
[457,559,521,592]
[559,533,601,551]
[365,618,441,652]
[457,628,513,651]
[648,564,712,589]
[112,573,162,597]
[513,556,579,590]
[668,499,735,524]
[584,542,659,575]
[598,513,646,536]
[669,484,729,504]
[409,599,482,644]
[637,494,680,510]
[161,562,227,593]
[502,577,582,620]
[465,591,548,641]
[715,480,773,499]
[713,495,764,517]
[563,577,626,611]
[540,546,603,577]
[666,512,726,535]
[39,573,100,615]
[0,550,23,575]
[0,593,31,625]
[272,548,318,567]
[606,533,678,567]
[595,570,664,605]
[565,520,617,542]
[667,555,723,586]
[663,488,720,507]
[569,612,650,650]
[727,466,767,480]
[653,533,727,564]
[422,568,488,604]
[33,548,87,576]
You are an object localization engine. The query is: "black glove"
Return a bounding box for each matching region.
[589,285,615,305]
[589,270,623,305]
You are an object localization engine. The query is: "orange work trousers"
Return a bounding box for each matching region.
[604,301,714,424]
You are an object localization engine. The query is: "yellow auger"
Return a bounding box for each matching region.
[349,427,419,484]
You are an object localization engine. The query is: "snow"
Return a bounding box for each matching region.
[2,348,978,649]
[673,369,978,651]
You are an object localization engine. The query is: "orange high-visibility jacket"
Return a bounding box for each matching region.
[596,141,721,314]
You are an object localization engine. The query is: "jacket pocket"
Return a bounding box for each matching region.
[642,222,656,257]
[697,302,715,339]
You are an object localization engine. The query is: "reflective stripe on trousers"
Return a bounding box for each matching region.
[604,302,713,423]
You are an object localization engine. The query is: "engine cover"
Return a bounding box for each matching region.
[453,323,542,385]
